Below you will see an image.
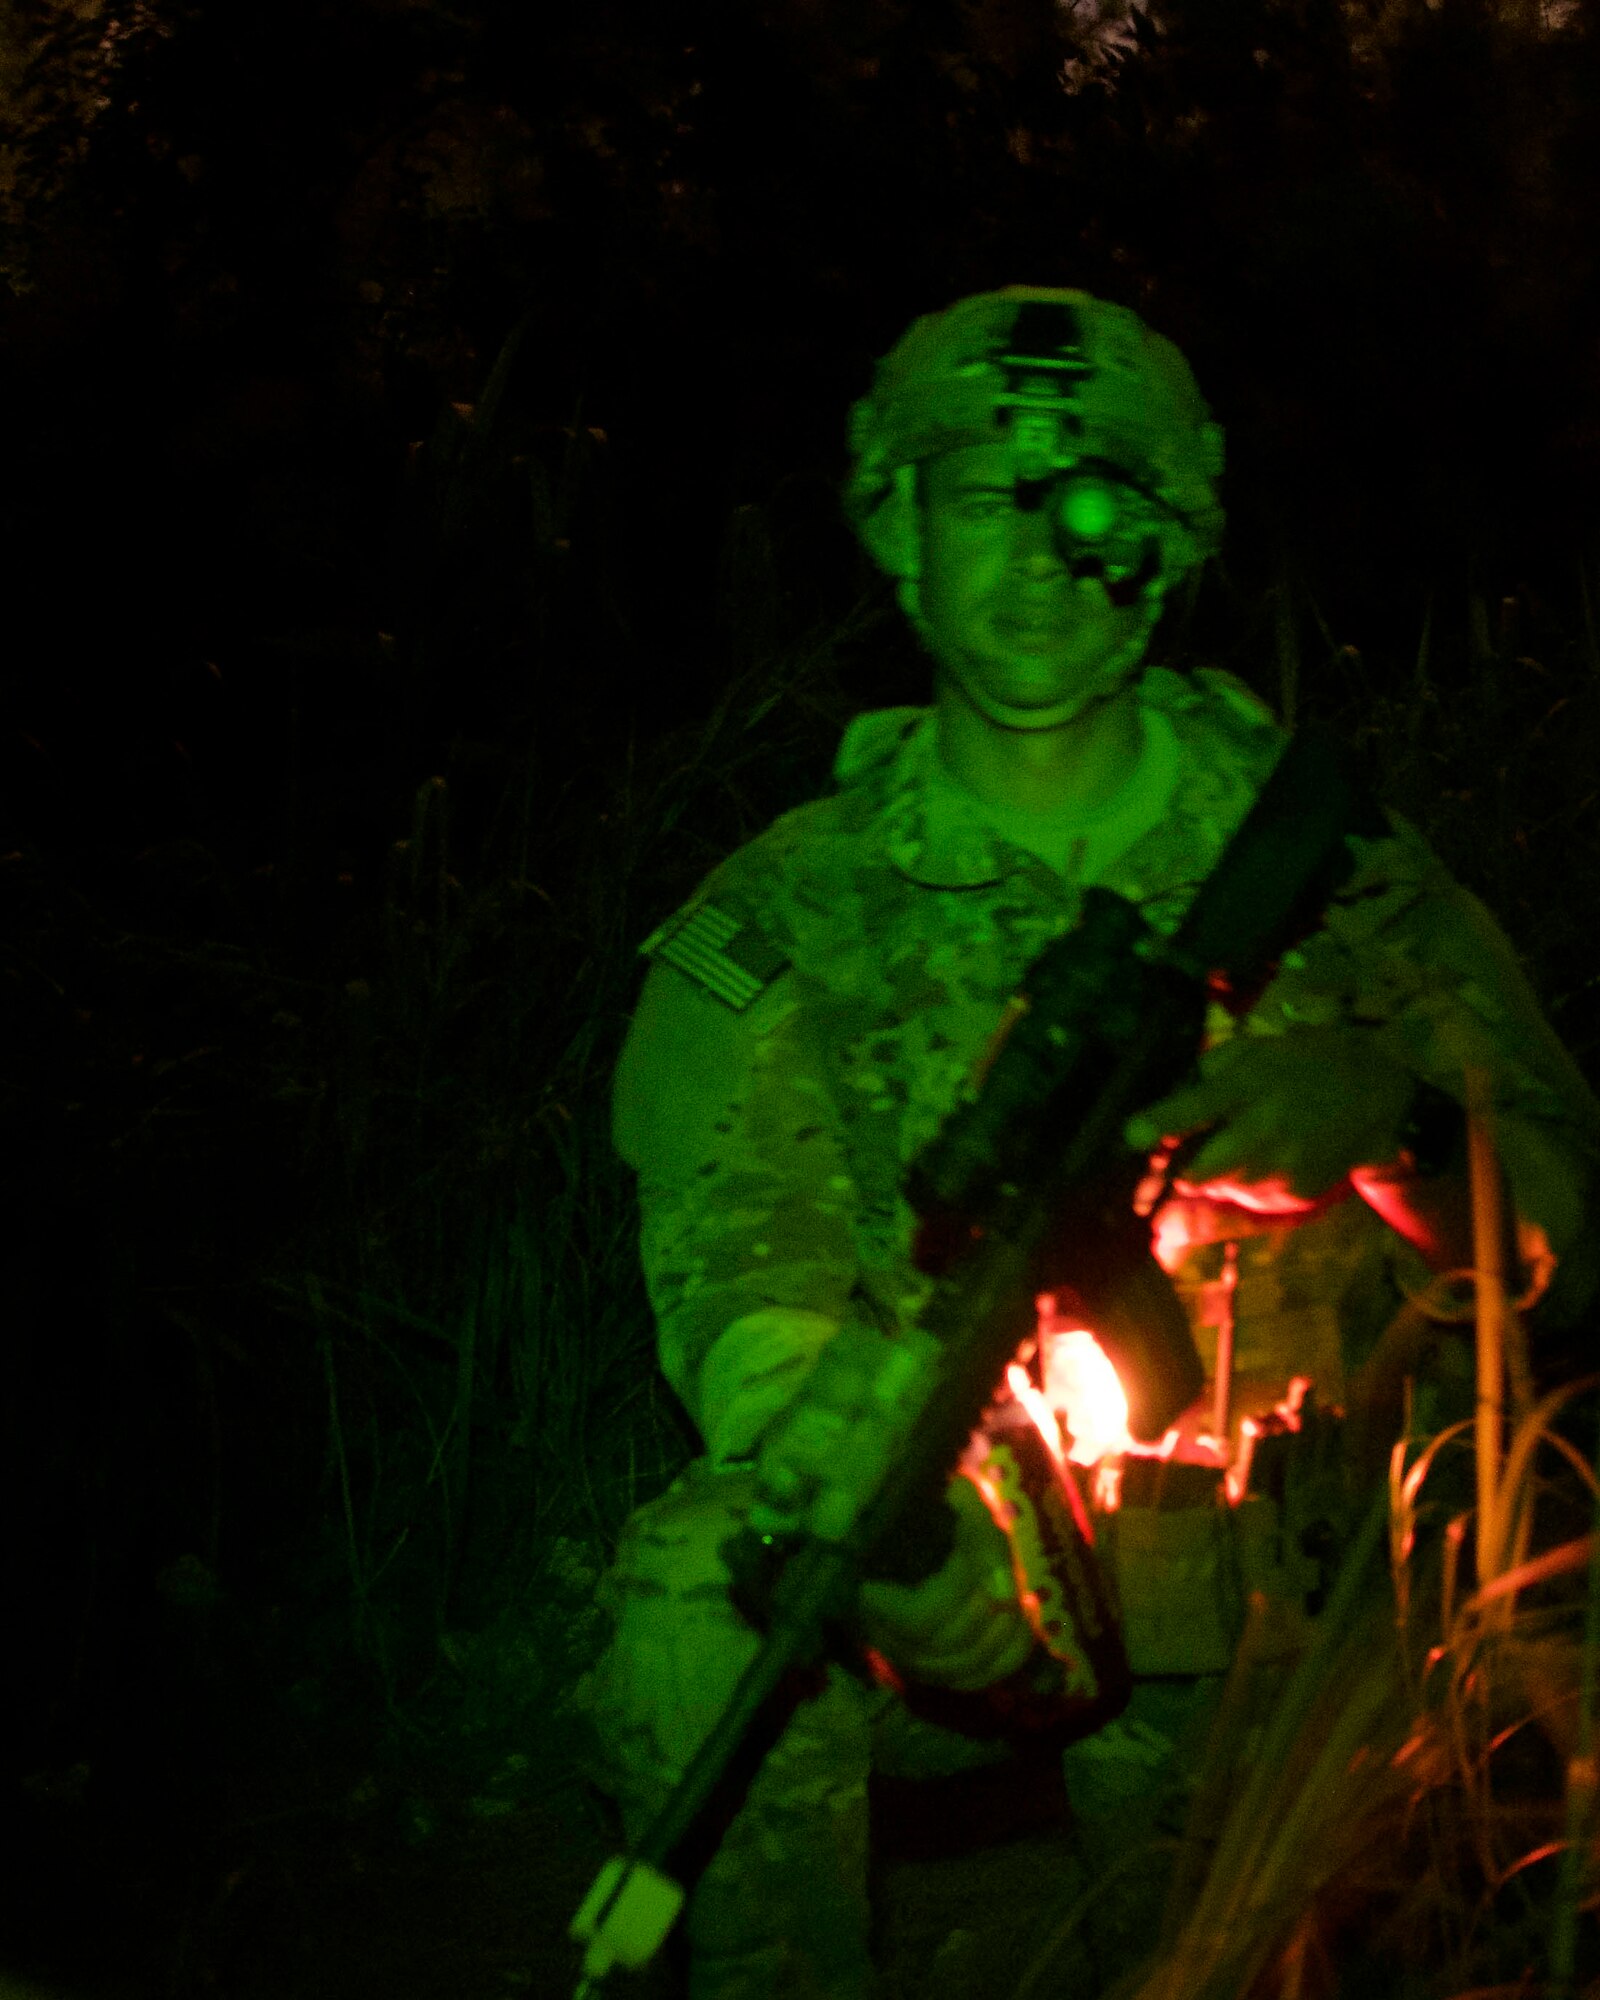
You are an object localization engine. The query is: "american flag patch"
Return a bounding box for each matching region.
[639,899,790,1012]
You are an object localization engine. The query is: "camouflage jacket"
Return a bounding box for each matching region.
[614,666,1600,1465]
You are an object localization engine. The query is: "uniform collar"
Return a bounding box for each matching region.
[832,705,1018,888]
[832,693,1170,891]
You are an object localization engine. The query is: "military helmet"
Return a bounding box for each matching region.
[844,286,1225,605]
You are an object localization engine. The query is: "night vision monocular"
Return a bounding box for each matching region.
[992,301,1173,609]
[1006,462,1167,608]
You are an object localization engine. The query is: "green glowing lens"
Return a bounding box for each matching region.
[1059,479,1118,539]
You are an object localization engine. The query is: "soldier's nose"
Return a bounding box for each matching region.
[1009,518,1067,573]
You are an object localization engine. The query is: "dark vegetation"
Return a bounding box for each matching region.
[2,0,1599,1992]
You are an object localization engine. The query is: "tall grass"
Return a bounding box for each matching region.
[230,336,898,1723]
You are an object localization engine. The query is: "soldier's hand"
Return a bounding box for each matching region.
[1124,1024,1416,1213]
[749,1321,936,1544]
[858,1474,1035,1692]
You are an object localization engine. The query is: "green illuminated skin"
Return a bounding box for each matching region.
[918,442,1153,819]
[1128,1026,1422,1222]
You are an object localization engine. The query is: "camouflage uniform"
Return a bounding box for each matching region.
[575,661,1600,1998]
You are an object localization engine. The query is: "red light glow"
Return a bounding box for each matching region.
[1027,1297,1207,1513]
[1040,1329,1133,1466]
[1005,1361,1067,1465]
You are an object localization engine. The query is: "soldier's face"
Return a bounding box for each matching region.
[917,442,1152,729]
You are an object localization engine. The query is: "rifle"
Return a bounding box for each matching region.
[569,721,1390,1991]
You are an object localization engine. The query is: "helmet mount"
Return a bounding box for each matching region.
[992,300,1180,605]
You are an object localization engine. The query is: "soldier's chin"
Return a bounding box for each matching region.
[950,658,1137,732]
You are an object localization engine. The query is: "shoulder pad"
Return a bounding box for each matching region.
[1188,665,1280,732]
[832,706,927,787]
[1143,662,1281,736]
[639,896,791,1013]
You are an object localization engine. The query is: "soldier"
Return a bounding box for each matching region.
[574,286,1600,1998]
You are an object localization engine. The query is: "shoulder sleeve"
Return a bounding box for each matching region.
[636,892,793,1016]
[612,952,792,1182]
[612,899,863,1460]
